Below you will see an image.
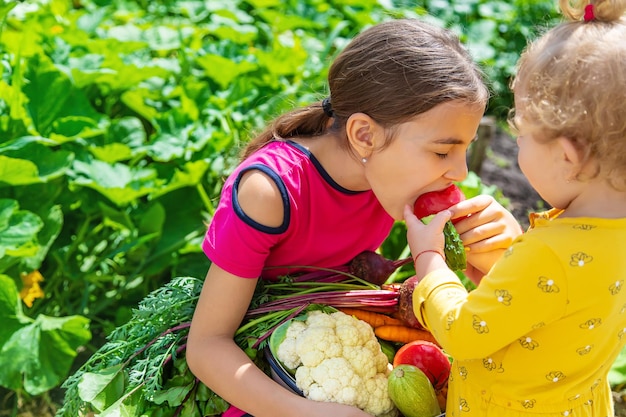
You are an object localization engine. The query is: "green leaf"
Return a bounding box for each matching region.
[0,0,18,34]
[22,54,100,136]
[98,384,144,417]
[121,89,158,123]
[0,140,73,186]
[142,25,182,51]
[0,198,43,259]
[70,159,162,206]
[89,143,134,163]
[197,383,229,415]
[20,204,63,271]
[179,396,202,417]
[151,160,210,199]
[195,54,257,90]
[151,375,194,407]
[0,155,39,186]
[49,115,106,143]
[138,203,166,236]
[78,364,125,412]
[0,274,29,343]
[0,276,91,394]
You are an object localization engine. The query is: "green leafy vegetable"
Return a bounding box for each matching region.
[57,257,407,416]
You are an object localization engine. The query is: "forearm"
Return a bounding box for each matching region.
[464,248,507,285]
[186,335,304,417]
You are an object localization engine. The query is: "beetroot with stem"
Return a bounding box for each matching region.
[397,276,424,329]
[349,250,412,286]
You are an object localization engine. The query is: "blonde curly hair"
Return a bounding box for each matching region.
[511,0,626,191]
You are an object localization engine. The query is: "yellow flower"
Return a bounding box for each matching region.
[495,289,512,306]
[610,280,624,295]
[519,336,539,350]
[19,270,45,308]
[472,314,489,334]
[569,252,593,267]
[50,25,64,35]
[546,371,566,383]
[538,276,560,293]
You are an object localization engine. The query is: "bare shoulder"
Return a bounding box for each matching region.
[236,169,284,228]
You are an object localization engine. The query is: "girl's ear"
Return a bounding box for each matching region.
[346,112,382,159]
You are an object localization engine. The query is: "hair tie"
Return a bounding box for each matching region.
[322,97,334,118]
[584,4,595,21]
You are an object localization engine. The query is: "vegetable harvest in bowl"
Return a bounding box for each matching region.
[268,307,400,417]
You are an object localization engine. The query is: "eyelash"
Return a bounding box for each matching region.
[436,153,448,159]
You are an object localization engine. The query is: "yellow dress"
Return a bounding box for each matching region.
[414,209,626,416]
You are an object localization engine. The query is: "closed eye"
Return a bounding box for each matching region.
[436,153,448,159]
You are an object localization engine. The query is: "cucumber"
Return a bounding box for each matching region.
[388,364,441,417]
[443,220,466,271]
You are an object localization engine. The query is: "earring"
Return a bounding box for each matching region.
[362,158,367,163]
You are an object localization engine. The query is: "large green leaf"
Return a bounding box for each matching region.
[78,364,126,412]
[0,274,28,342]
[22,54,100,136]
[0,139,73,186]
[69,159,163,206]
[0,198,42,260]
[0,275,91,395]
[195,54,257,90]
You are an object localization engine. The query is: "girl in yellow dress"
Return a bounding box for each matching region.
[403,0,626,415]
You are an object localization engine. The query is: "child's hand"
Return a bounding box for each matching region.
[448,195,523,283]
[403,205,450,278]
[449,195,522,253]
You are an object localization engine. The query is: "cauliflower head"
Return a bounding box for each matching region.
[275,310,398,417]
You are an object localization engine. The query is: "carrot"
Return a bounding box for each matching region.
[338,307,404,328]
[374,324,440,346]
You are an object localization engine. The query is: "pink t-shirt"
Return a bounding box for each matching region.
[202,140,394,279]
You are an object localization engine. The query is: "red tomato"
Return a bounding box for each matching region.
[413,184,466,224]
[392,340,451,391]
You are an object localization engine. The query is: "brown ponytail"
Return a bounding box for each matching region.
[239,102,331,160]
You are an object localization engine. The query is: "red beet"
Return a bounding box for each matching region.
[393,340,451,391]
[397,276,424,329]
[349,251,411,286]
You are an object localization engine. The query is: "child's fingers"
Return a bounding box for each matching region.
[403,204,421,227]
[429,210,452,231]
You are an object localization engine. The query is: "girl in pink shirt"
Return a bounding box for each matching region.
[187,18,523,417]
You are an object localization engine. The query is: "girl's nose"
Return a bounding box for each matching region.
[447,156,469,182]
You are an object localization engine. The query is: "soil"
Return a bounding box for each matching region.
[471,126,547,229]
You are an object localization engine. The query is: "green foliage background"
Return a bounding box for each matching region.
[4,0,621,415]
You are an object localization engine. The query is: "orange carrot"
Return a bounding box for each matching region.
[338,307,404,328]
[374,324,440,346]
